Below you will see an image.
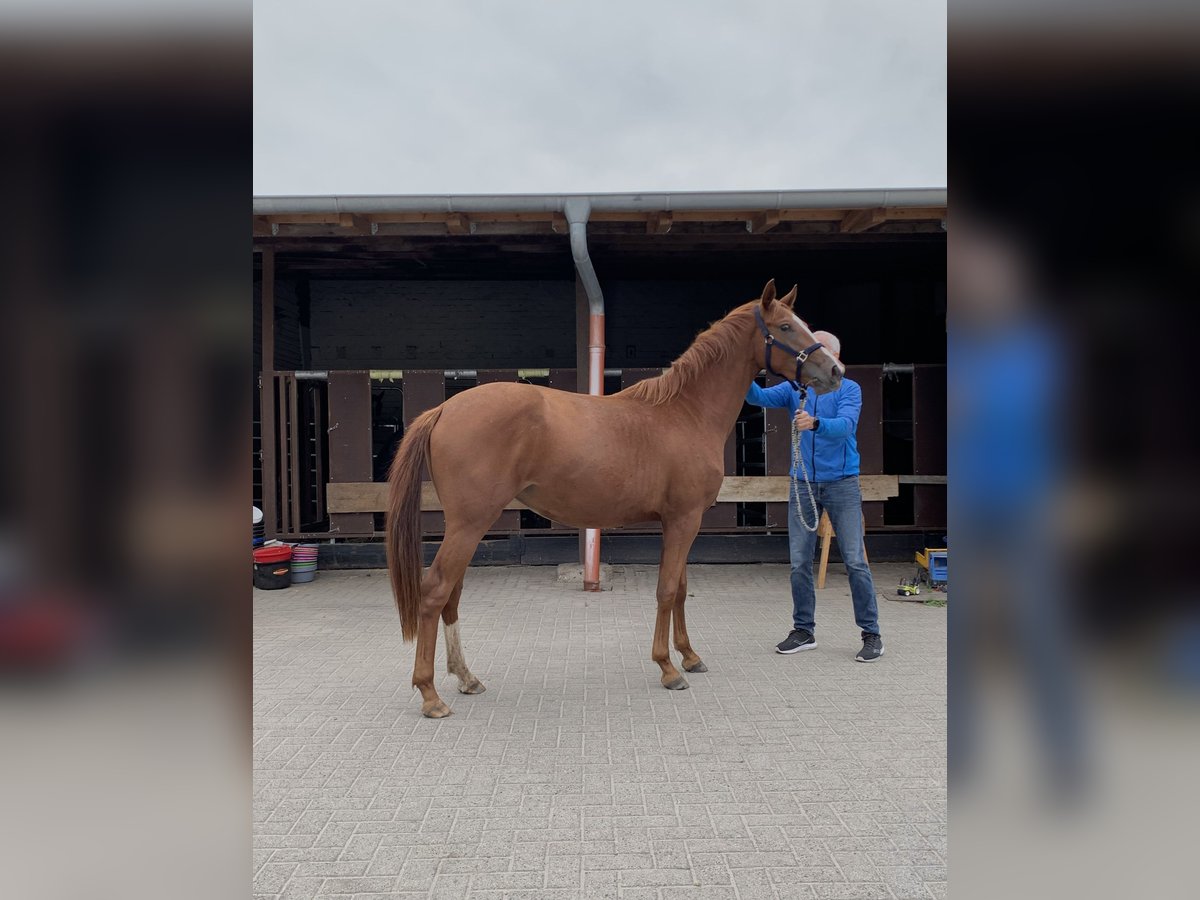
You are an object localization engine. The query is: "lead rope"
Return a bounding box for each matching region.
[790,387,820,533]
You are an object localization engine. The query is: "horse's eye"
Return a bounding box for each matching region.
[780,324,791,332]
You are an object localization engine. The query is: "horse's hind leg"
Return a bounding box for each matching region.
[442,575,486,695]
[414,525,486,718]
[672,571,707,673]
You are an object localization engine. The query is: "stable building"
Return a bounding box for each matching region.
[253,189,946,568]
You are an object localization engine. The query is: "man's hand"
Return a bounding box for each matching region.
[793,410,815,431]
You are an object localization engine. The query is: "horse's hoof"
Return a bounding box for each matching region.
[458,679,486,695]
[421,699,452,718]
[663,675,690,691]
[683,660,708,673]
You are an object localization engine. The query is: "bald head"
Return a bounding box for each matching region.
[813,330,841,360]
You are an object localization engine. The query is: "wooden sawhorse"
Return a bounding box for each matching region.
[815,510,869,589]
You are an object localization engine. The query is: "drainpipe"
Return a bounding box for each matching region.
[565,198,605,592]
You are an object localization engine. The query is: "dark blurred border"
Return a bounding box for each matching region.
[0,30,250,900]
[950,11,1200,899]
[954,26,1200,622]
[952,21,1200,648]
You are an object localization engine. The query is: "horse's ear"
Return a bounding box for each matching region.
[780,284,798,310]
[760,279,777,308]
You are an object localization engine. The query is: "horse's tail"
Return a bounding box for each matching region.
[386,406,442,642]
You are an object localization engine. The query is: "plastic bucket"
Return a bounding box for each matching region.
[253,545,292,590]
[288,544,318,584]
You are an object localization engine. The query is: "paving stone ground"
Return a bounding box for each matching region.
[254,562,946,900]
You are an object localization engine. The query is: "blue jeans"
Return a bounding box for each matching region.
[787,475,880,635]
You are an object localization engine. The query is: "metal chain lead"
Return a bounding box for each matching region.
[790,389,820,533]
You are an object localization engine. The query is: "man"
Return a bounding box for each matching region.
[745,331,884,662]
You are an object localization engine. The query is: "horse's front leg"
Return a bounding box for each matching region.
[653,511,703,690]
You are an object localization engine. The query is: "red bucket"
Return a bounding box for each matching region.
[253,546,292,564]
[253,545,293,589]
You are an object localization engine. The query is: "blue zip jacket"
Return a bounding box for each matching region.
[745,378,862,482]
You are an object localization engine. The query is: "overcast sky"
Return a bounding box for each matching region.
[254,1,945,197]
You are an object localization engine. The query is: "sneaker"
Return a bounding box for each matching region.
[856,632,884,662]
[775,629,816,654]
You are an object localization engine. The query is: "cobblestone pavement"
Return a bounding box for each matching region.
[254,562,946,899]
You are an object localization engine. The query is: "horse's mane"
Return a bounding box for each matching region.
[619,303,756,406]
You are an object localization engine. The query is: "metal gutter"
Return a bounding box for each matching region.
[254,188,946,216]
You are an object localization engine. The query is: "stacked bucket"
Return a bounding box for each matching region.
[289,544,318,584]
[249,506,319,588]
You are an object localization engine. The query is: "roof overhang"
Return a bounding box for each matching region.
[253,188,946,239]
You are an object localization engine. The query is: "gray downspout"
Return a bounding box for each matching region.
[564,198,605,591]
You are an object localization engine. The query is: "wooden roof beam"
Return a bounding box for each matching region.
[446,213,472,235]
[839,207,888,234]
[338,213,375,234]
[747,210,781,234]
[881,206,946,220]
[646,212,673,234]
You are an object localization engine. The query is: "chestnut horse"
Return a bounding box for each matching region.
[387,280,844,717]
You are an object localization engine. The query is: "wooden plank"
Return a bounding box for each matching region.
[777,209,843,221]
[259,249,277,539]
[312,384,325,521]
[584,209,831,223]
[277,375,290,536]
[913,365,947,476]
[620,368,662,389]
[287,374,302,535]
[845,365,884,475]
[358,210,557,224]
[914,484,947,529]
[846,364,884,527]
[476,370,516,385]
[913,364,947,529]
[879,206,946,220]
[761,374,791,528]
[328,482,513,513]
[548,369,577,393]
[899,474,946,484]
[840,207,888,234]
[337,213,373,234]
[717,475,899,503]
[327,475,899,514]
[254,205,944,234]
[327,371,375,535]
[263,212,343,224]
[446,213,471,235]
